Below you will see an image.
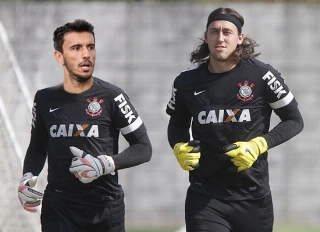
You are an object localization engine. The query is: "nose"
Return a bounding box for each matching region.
[82,48,90,59]
[217,31,224,42]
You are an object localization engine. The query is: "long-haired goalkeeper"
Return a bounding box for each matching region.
[18,19,152,232]
[166,7,303,232]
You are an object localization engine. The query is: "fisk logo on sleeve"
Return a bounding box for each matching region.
[262,71,287,99]
[167,86,177,110]
[114,93,136,124]
[32,103,36,128]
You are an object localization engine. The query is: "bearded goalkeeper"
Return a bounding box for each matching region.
[18,20,152,232]
[166,7,303,232]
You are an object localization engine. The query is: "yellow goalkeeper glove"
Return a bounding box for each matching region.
[173,140,200,171]
[224,137,268,172]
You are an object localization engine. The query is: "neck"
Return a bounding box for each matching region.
[208,59,237,73]
[64,76,93,94]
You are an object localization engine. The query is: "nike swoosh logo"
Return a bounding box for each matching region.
[49,107,60,113]
[245,148,254,158]
[194,90,206,96]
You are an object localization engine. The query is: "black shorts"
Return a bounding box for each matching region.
[185,189,273,232]
[41,193,125,232]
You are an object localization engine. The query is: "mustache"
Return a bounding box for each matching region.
[79,59,93,66]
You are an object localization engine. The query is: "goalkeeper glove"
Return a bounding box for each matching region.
[224,137,268,172]
[69,146,115,184]
[18,172,43,213]
[173,140,201,171]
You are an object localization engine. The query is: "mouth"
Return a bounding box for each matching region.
[80,61,92,72]
[215,45,226,51]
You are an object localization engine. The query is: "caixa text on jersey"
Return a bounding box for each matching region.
[197,109,251,124]
[50,124,99,137]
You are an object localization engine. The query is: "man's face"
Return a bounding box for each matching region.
[59,31,96,82]
[205,20,243,63]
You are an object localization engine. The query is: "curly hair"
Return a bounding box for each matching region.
[53,19,95,53]
[190,8,260,64]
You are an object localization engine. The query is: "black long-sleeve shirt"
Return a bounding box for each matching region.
[23,77,152,202]
[166,58,303,200]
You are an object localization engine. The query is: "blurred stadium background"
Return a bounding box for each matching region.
[0,0,320,231]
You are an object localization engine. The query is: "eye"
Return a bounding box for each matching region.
[88,45,95,50]
[71,46,80,51]
[223,30,233,35]
[208,29,218,35]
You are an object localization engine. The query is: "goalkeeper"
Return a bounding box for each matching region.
[166,7,303,232]
[18,20,152,232]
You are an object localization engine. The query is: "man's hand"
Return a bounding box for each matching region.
[224,137,268,172]
[173,140,201,171]
[69,146,115,184]
[18,172,43,213]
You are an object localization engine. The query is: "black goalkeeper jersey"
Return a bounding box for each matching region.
[166,58,301,200]
[24,77,148,202]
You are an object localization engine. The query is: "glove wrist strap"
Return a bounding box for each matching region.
[98,155,115,175]
[251,136,268,155]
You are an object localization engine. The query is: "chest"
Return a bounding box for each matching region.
[184,74,265,106]
[179,72,271,125]
[39,95,113,138]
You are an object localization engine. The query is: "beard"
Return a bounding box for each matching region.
[211,51,237,64]
[73,74,91,83]
[64,58,94,83]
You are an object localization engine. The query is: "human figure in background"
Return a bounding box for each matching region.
[166,7,303,232]
[18,19,152,232]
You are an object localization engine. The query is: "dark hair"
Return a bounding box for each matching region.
[53,19,95,53]
[190,7,260,64]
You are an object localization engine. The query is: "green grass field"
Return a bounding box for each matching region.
[273,224,320,232]
[127,224,320,232]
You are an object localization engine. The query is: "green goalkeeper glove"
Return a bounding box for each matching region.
[224,137,268,172]
[173,140,200,171]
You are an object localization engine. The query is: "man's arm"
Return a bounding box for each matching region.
[112,132,152,170]
[19,93,47,212]
[262,66,304,148]
[23,97,48,175]
[264,102,304,149]
[167,101,192,148]
[23,145,48,176]
[225,102,304,172]
[167,122,190,149]
[69,131,152,184]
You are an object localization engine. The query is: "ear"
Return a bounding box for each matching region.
[237,32,244,45]
[204,31,208,44]
[54,50,64,65]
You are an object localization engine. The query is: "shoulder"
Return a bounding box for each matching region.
[92,77,126,96]
[241,57,283,81]
[93,77,122,91]
[178,64,201,77]
[35,84,63,98]
[174,64,203,85]
[242,58,280,74]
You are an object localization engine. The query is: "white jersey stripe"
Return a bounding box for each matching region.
[120,116,143,135]
[269,91,294,109]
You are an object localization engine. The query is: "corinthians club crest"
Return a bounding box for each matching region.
[86,97,104,117]
[237,80,255,102]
